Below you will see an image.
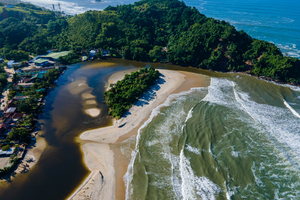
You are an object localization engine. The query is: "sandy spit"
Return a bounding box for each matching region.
[69,69,186,200]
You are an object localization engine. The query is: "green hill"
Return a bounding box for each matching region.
[1,0,300,84]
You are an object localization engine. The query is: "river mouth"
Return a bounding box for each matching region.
[0,58,299,199]
[0,59,147,200]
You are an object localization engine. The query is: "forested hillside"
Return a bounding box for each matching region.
[1,0,300,83]
[0,3,57,59]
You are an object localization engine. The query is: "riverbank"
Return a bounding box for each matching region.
[70,69,210,199]
[0,67,66,179]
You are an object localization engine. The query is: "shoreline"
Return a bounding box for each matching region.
[70,69,210,199]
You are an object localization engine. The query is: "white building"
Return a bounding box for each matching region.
[7,60,15,68]
[89,50,96,57]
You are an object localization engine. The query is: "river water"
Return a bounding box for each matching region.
[0,59,146,199]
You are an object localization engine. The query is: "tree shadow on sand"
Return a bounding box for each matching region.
[122,75,166,118]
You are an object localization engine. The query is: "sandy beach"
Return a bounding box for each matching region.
[69,69,210,200]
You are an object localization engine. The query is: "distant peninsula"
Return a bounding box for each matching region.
[0,0,300,86]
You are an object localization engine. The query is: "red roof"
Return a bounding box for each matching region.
[22,78,32,83]
[0,123,7,128]
[12,113,24,119]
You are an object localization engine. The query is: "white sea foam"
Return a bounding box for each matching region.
[202,78,234,106]
[124,87,207,199]
[218,79,300,175]
[231,150,239,157]
[21,0,101,14]
[185,144,200,155]
[275,43,300,58]
[185,107,194,122]
[120,135,136,160]
[283,99,300,118]
[179,150,220,200]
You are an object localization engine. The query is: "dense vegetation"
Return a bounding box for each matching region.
[0,63,8,91]
[104,66,160,118]
[1,0,300,83]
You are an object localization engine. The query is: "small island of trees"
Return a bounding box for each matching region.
[104,66,160,118]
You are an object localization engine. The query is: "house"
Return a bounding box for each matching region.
[40,51,69,61]
[89,50,96,57]
[7,60,21,68]
[12,113,24,121]
[13,96,29,101]
[31,73,44,82]
[5,107,16,114]
[34,58,49,66]
[21,77,32,83]
[18,83,34,88]
[21,66,56,73]
[7,60,15,68]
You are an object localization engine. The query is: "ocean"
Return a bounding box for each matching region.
[21,0,300,58]
[122,73,300,199]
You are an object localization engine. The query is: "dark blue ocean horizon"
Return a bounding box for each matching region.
[22,0,300,58]
[184,0,300,58]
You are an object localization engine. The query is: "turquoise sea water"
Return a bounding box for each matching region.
[22,0,300,58]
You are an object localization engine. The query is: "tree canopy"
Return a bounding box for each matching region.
[104,66,160,118]
[1,0,300,83]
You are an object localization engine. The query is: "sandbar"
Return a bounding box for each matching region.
[85,108,101,117]
[69,69,210,200]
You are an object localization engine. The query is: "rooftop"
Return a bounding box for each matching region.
[5,107,16,113]
[40,51,70,60]
[31,73,44,80]
[12,113,24,119]
[34,58,49,64]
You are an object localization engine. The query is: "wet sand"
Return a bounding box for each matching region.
[70,69,210,200]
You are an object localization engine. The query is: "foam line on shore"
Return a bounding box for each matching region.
[283,99,300,118]
[124,87,208,200]
[72,69,205,200]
